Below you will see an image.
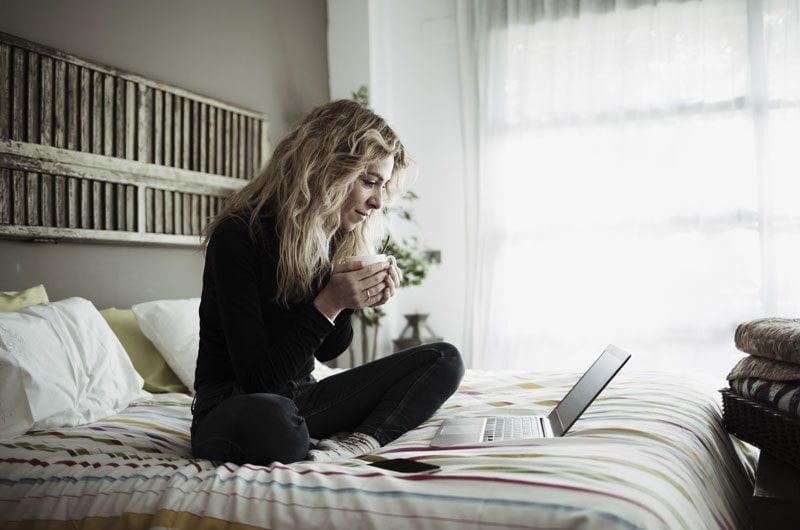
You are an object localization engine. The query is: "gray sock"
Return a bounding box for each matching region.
[307,432,380,462]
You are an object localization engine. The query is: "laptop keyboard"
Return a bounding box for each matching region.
[483,416,542,442]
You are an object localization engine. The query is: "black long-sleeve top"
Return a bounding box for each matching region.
[194,214,353,395]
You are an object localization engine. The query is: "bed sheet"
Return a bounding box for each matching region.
[0,370,755,530]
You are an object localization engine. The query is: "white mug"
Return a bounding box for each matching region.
[345,254,396,267]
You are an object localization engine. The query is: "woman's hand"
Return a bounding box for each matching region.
[313,260,394,320]
[370,260,402,308]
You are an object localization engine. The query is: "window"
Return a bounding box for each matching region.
[469,0,800,375]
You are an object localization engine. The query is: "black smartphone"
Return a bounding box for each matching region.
[367,458,441,474]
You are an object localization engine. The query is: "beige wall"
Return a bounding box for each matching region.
[0,0,329,307]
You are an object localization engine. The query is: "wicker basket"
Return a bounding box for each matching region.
[720,388,800,470]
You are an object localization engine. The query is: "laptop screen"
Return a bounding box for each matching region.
[548,345,630,436]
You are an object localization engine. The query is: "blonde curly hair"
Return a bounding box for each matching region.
[203,99,408,307]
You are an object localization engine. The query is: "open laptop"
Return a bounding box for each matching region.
[430,344,631,447]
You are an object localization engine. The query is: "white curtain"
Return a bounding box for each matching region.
[457,0,800,377]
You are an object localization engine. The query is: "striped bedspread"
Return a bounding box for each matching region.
[0,370,755,530]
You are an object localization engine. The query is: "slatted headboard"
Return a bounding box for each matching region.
[0,31,269,246]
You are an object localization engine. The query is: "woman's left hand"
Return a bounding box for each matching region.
[371,261,402,307]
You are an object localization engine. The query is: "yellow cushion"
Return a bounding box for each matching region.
[0,285,49,312]
[100,308,188,394]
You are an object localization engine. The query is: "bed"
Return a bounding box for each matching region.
[0,366,756,529]
[0,32,756,530]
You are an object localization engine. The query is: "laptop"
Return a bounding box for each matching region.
[430,344,631,447]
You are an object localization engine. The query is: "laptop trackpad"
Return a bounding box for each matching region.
[440,418,485,435]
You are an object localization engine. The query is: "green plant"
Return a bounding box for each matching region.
[351,85,369,107]
[349,85,439,363]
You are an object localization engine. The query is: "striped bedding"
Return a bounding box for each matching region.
[0,370,755,530]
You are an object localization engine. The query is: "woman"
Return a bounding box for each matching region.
[191,99,464,465]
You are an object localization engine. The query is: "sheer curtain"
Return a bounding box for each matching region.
[457,0,800,377]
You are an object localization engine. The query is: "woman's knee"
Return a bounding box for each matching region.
[246,394,310,462]
[194,393,310,464]
[432,342,465,391]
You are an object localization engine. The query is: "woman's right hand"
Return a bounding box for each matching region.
[313,261,391,320]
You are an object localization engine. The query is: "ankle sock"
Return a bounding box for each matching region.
[307,432,380,462]
[315,431,351,448]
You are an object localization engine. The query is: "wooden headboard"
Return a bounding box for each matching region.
[0,31,269,247]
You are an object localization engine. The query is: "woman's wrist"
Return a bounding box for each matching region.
[313,289,342,322]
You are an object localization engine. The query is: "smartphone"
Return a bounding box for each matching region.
[367,458,441,474]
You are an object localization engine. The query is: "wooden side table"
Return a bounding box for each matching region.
[752,452,800,530]
[393,313,442,352]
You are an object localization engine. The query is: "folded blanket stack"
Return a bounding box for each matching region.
[723,318,800,467]
[728,318,800,416]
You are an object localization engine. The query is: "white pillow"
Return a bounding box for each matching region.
[131,298,339,395]
[132,298,200,395]
[0,297,147,441]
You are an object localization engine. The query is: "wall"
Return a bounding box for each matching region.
[373,0,467,363]
[327,0,370,101]
[0,0,330,307]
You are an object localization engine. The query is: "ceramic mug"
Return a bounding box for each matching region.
[345,254,396,267]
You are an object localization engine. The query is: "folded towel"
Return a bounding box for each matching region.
[727,354,800,382]
[735,318,800,364]
[730,377,800,417]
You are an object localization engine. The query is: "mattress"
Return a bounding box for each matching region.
[0,370,755,529]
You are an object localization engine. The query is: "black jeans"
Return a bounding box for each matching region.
[190,342,464,465]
